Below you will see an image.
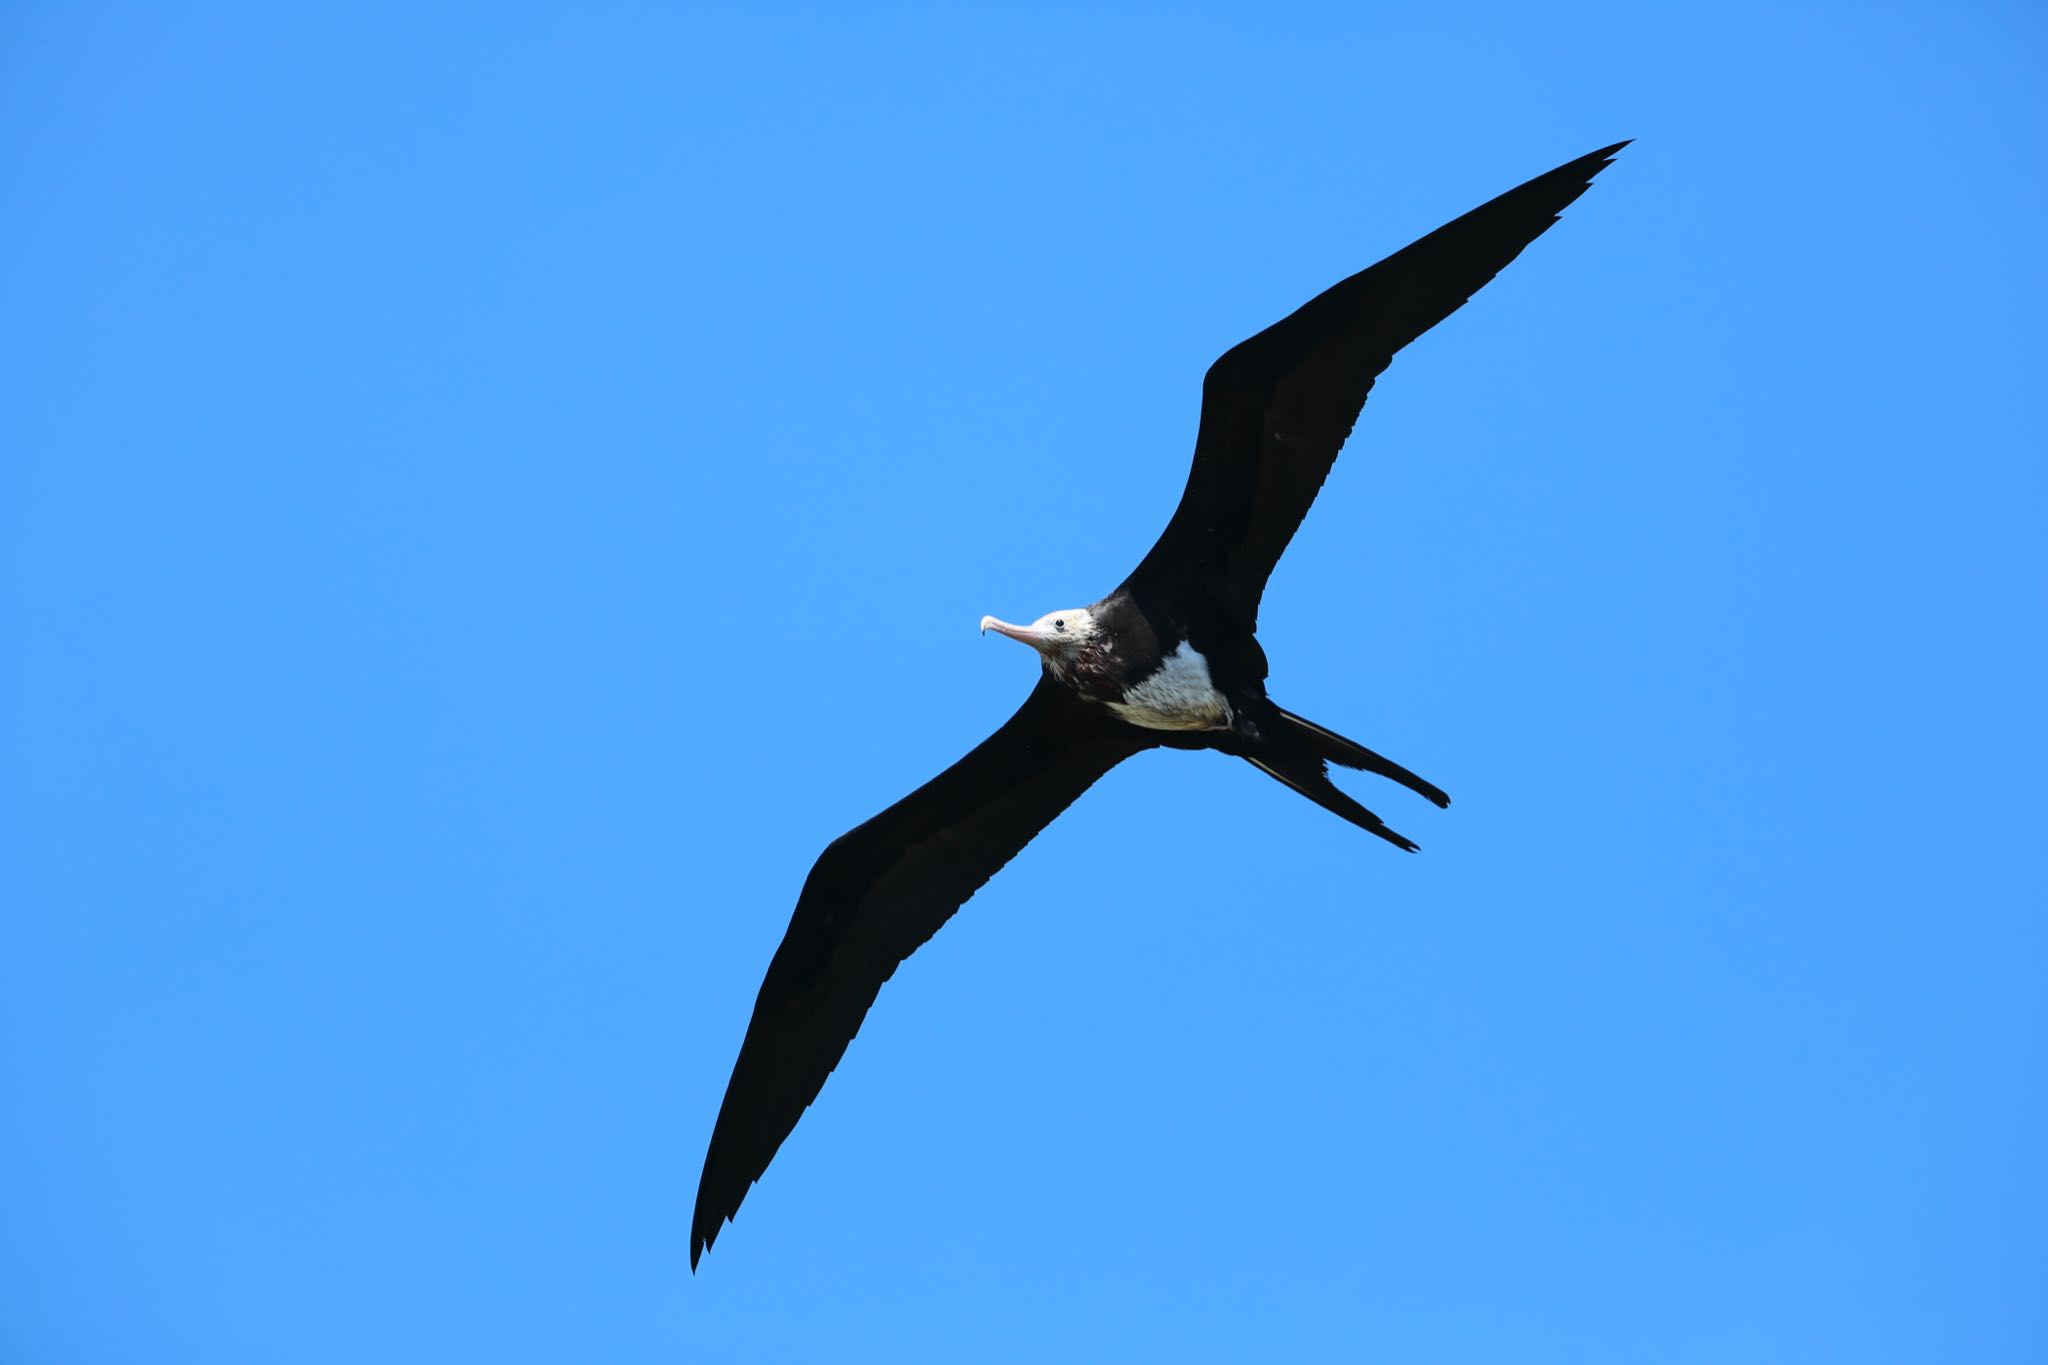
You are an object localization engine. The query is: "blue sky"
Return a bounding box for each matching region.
[4,4,2043,1361]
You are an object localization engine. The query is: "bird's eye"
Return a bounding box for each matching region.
[1054,619,1066,632]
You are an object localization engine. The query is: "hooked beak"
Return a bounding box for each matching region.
[979,615,1052,652]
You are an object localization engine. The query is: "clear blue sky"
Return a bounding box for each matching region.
[4,4,2043,1361]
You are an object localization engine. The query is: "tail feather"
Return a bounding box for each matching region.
[1273,707,1450,809]
[1245,753,1419,852]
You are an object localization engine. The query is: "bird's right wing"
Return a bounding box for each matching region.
[1125,142,1628,631]
[691,676,1154,1267]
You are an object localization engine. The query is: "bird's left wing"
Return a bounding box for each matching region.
[691,676,1154,1267]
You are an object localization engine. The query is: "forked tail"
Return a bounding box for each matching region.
[1244,751,1420,852]
[1272,707,1450,809]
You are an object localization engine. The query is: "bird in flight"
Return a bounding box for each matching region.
[692,142,1627,1267]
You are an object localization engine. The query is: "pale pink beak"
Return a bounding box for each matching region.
[979,615,1052,651]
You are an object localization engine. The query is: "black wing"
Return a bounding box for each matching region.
[691,677,1154,1267]
[1125,142,1628,629]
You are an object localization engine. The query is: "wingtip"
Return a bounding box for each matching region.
[690,1205,721,1272]
[1569,140,1631,179]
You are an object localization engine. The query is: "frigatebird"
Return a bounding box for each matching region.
[692,142,1626,1267]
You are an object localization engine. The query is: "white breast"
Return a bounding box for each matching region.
[1108,642,1233,732]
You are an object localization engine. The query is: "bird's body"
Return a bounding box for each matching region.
[692,142,1627,1267]
[1105,638,1231,732]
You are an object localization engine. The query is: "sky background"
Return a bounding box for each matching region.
[4,4,2044,1361]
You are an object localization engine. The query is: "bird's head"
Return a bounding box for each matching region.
[979,607,1102,664]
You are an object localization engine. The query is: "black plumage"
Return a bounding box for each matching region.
[692,142,1627,1267]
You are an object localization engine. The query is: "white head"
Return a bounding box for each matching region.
[978,607,1101,660]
